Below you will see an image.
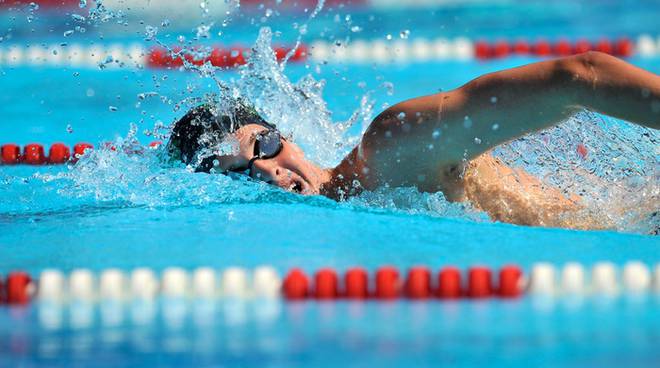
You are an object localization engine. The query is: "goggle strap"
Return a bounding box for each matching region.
[246,156,260,177]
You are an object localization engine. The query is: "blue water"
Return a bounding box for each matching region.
[1,0,660,366]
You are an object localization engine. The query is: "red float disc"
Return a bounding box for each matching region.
[228,47,247,67]
[554,39,573,56]
[283,268,309,300]
[48,143,71,164]
[405,267,431,299]
[533,40,552,56]
[344,268,368,299]
[1,144,21,164]
[573,39,592,54]
[291,45,308,61]
[6,272,32,304]
[498,265,523,297]
[493,41,510,58]
[615,38,633,57]
[73,143,94,161]
[149,141,162,148]
[437,267,462,298]
[595,39,613,54]
[513,40,531,54]
[474,41,491,59]
[23,144,46,165]
[314,268,339,299]
[274,47,288,62]
[210,47,228,68]
[148,47,166,67]
[375,266,400,299]
[468,267,493,298]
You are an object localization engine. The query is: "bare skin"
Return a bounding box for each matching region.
[215,52,660,229]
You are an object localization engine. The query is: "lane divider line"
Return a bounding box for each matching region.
[0,141,163,166]
[0,35,658,71]
[2,262,659,305]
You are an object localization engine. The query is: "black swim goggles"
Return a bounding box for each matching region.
[227,129,284,178]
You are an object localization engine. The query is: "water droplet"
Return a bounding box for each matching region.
[144,26,158,41]
[382,81,394,96]
[463,116,473,129]
[400,30,410,39]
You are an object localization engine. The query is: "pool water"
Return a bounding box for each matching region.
[1,0,659,366]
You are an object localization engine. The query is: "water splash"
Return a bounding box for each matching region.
[235,27,359,167]
[4,1,657,233]
[493,111,659,232]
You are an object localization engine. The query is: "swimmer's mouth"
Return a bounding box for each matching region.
[289,181,304,194]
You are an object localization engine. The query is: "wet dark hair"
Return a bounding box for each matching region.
[167,101,275,172]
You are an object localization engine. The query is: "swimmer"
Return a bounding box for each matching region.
[168,51,660,229]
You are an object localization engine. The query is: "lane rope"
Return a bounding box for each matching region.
[0,141,163,166]
[2,262,660,305]
[0,36,658,71]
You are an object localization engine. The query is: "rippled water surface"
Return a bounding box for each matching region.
[1,0,660,366]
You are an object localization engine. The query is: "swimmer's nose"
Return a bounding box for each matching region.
[251,161,282,183]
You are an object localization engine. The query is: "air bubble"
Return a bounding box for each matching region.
[397,112,406,120]
[400,30,410,39]
[463,116,473,129]
[491,123,499,131]
[432,130,441,139]
[490,96,498,104]
[474,137,482,144]
[109,106,118,112]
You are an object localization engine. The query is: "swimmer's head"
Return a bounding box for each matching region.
[167,101,275,172]
[168,102,328,195]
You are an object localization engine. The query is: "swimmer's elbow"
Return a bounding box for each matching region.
[554,51,613,94]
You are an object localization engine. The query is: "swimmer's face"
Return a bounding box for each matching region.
[216,124,319,195]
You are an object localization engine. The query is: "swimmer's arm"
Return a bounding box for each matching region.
[372,51,660,165]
